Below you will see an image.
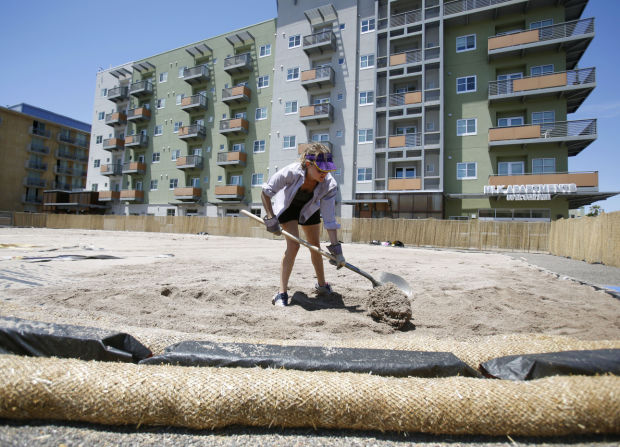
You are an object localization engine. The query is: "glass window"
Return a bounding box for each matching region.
[93,159,100,168]
[98,112,105,120]
[288,35,301,48]
[283,135,296,149]
[251,173,264,186]
[498,161,524,176]
[259,44,271,57]
[457,162,477,179]
[229,175,242,185]
[395,167,416,178]
[257,75,269,88]
[456,75,476,93]
[157,98,166,109]
[173,121,183,132]
[360,54,375,69]
[361,18,375,33]
[154,125,163,136]
[457,118,477,136]
[287,67,300,81]
[255,107,267,120]
[359,91,374,105]
[531,64,554,77]
[497,117,524,127]
[253,140,265,153]
[150,180,158,190]
[169,178,178,189]
[171,149,180,160]
[152,152,160,162]
[232,143,245,152]
[178,66,186,78]
[176,94,185,105]
[456,34,476,52]
[101,88,107,97]
[357,168,372,182]
[532,111,555,124]
[358,129,373,143]
[96,135,103,144]
[532,158,556,174]
[285,101,298,114]
[159,72,168,83]
[530,19,553,29]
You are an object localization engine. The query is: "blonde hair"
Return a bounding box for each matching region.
[299,142,331,169]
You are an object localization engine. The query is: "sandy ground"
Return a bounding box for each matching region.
[1,227,619,346]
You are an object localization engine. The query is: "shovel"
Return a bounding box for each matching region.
[240,210,412,297]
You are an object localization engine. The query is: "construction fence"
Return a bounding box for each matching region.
[6,211,620,267]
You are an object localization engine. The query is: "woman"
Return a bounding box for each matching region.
[261,143,346,307]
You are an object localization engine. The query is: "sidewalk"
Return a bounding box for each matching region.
[507,252,620,297]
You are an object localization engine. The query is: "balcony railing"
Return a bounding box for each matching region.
[54,165,73,176]
[55,149,76,160]
[389,9,422,27]
[105,112,127,126]
[223,53,252,73]
[25,160,47,171]
[219,118,249,135]
[122,162,146,175]
[120,190,144,202]
[221,86,251,104]
[303,30,337,55]
[388,133,422,149]
[102,138,124,151]
[217,151,247,166]
[301,66,335,90]
[51,181,73,190]
[174,187,202,201]
[127,107,151,122]
[488,171,599,189]
[444,0,520,16]
[489,68,595,96]
[299,103,333,124]
[28,143,50,155]
[180,93,208,111]
[129,80,153,97]
[176,155,203,169]
[183,65,210,84]
[29,126,51,138]
[98,190,121,201]
[124,133,149,148]
[214,185,245,200]
[377,91,423,108]
[108,86,129,102]
[23,177,47,188]
[100,164,123,176]
[22,194,43,205]
[388,177,422,191]
[178,124,207,140]
[389,49,422,67]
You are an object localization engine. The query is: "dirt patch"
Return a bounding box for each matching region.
[367,283,412,329]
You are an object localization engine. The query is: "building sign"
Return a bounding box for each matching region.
[484,184,577,201]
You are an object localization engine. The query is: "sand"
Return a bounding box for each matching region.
[0,227,618,351]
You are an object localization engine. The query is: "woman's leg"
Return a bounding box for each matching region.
[302,223,326,286]
[280,220,300,293]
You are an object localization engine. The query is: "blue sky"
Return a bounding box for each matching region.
[1,0,617,212]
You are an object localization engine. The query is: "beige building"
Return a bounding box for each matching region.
[0,104,91,213]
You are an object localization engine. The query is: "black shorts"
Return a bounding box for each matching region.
[278,207,321,226]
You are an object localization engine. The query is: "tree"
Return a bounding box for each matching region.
[586,204,604,217]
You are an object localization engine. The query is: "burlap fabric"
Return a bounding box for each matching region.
[0,354,618,436]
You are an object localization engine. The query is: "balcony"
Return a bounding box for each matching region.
[443,0,527,22]
[379,8,422,29]
[223,53,252,74]
[301,66,335,90]
[98,190,121,202]
[129,80,153,98]
[120,190,144,202]
[127,107,151,122]
[377,91,422,108]
[27,142,50,155]
[22,194,43,205]
[488,68,595,113]
[221,86,251,105]
[102,138,124,152]
[214,185,245,200]
[388,133,422,149]
[388,177,422,191]
[303,30,337,55]
[180,93,208,112]
[176,155,203,170]
[122,162,146,175]
[107,86,129,103]
[29,126,51,138]
[105,111,127,127]
[23,177,47,188]
[55,149,76,160]
[219,118,249,136]
[488,119,597,156]
[388,49,422,68]
[178,124,207,141]
[488,171,598,190]
[183,65,210,85]
[488,18,594,69]
[174,187,202,201]
[217,151,247,167]
[125,133,149,149]
[25,160,47,172]
[298,141,333,154]
[299,103,333,125]
[100,164,122,176]
[54,165,73,176]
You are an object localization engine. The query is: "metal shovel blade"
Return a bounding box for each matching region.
[378,272,413,297]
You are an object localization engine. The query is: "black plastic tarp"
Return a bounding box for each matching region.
[0,316,151,363]
[480,349,620,380]
[140,341,481,378]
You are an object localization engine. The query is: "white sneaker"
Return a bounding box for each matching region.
[272,292,289,307]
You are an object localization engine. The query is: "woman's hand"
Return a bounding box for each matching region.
[263,216,282,236]
[327,243,345,269]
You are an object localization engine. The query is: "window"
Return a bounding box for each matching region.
[96,135,103,144]
[457,162,477,180]
[251,173,264,186]
[229,175,242,185]
[531,64,554,77]
[338,58,344,65]
[150,180,158,190]
[336,130,343,137]
[191,177,200,187]
[233,111,246,119]
[530,19,553,29]
[456,34,476,52]
[337,93,344,101]
[498,161,524,176]
[157,98,166,109]
[357,168,372,182]
[287,67,300,81]
[93,159,100,168]
[457,75,476,93]
[152,152,160,162]
[457,118,477,136]
[154,125,163,136]
[159,72,168,83]
[192,148,202,156]
[257,75,269,88]
[497,117,524,127]
[358,128,373,143]
[173,121,183,133]
[285,100,298,114]
[311,133,329,142]
[98,111,105,120]
[91,184,98,192]
[176,94,185,105]
[283,135,296,149]
[169,178,178,189]
[171,149,181,160]
[232,143,245,152]
[217,176,223,182]
[255,107,267,120]
[259,44,271,57]
[134,181,143,191]
[288,34,301,48]
[178,66,186,78]
[253,140,265,153]
[395,167,416,178]
[359,91,374,105]
[361,18,375,33]
[360,54,375,69]
[101,88,107,97]
[533,158,556,174]
[532,111,555,125]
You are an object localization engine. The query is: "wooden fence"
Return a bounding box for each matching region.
[6,211,619,266]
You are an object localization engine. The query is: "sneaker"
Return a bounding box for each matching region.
[272,291,289,307]
[314,282,332,295]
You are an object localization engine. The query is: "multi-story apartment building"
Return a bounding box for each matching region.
[0,104,90,213]
[88,0,616,220]
[87,20,276,217]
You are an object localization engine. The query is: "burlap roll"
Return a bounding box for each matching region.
[0,354,618,436]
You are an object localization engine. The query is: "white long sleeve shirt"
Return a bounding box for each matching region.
[262,162,340,230]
